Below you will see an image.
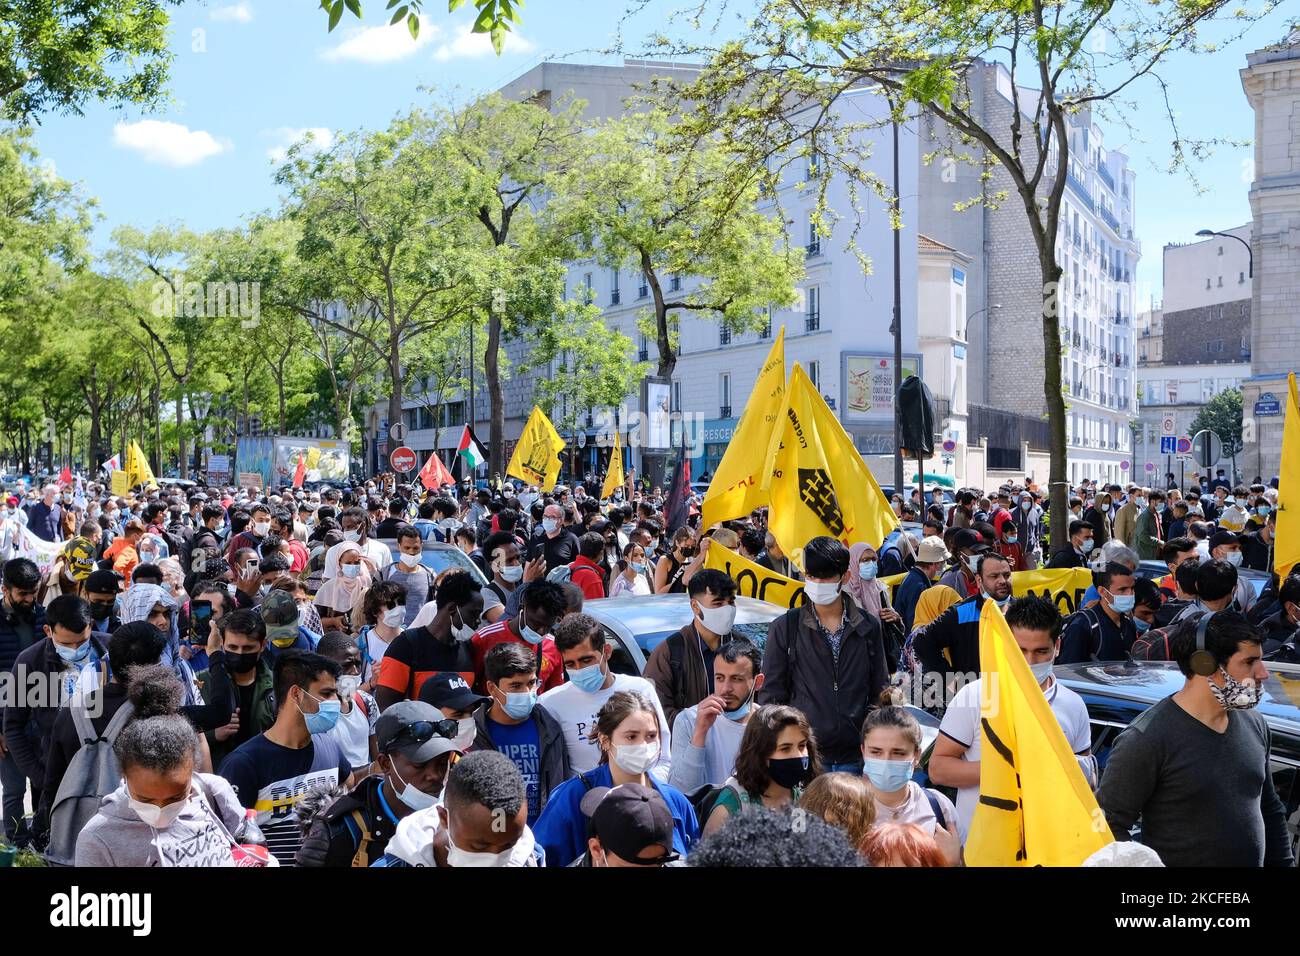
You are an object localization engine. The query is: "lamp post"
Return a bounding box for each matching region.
[1195,229,1252,278]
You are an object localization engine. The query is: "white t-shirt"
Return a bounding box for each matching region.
[330,691,378,771]
[869,781,958,836]
[539,672,672,782]
[609,572,652,598]
[937,676,1091,842]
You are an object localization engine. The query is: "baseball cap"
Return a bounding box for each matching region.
[579,784,679,865]
[85,569,123,595]
[916,536,949,563]
[259,589,301,643]
[1208,530,1239,551]
[952,528,988,553]
[374,700,461,763]
[418,672,490,712]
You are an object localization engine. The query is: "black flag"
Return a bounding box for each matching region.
[663,434,692,534]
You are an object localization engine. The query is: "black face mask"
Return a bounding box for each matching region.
[767,755,812,790]
[89,601,116,620]
[225,650,260,675]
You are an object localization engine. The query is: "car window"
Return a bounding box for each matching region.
[599,625,640,677]
[419,549,484,584]
[1079,695,1146,775]
[732,622,772,653]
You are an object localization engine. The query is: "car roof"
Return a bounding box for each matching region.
[1056,660,1300,731]
[585,594,786,630]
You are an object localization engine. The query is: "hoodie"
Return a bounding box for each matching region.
[375,804,541,867]
[74,773,246,867]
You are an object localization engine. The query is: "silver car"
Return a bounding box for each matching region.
[382,539,490,588]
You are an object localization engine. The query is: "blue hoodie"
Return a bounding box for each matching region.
[533,763,699,867]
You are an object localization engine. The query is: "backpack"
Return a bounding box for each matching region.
[546,563,574,585]
[1063,607,1107,662]
[687,781,741,822]
[1131,611,1207,663]
[44,697,135,866]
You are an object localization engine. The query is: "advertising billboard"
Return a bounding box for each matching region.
[841,353,922,423]
[237,436,352,488]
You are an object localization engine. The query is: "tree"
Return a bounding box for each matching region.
[1189,387,1243,457]
[549,108,803,381]
[0,0,181,122]
[654,0,1283,543]
[322,0,524,53]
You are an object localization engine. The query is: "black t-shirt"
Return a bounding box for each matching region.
[527,529,580,571]
[234,681,258,748]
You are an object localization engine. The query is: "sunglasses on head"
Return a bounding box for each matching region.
[380,718,459,753]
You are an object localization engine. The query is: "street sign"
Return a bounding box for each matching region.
[577,432,587,449]
[942,439,957,453]
[1159,436,1177,455]
[1254,393,1282,417]
[1161,415,1176,437]
[1176,436,1193,455]
[1191,430,1222,469]
[1144,462,1155,473]
[1120,460,1130,472]
[389,422,408,443]
[390,446,417,474]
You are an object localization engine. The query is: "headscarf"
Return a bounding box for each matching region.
[119,582,180,625]
[314,542,372,613]
[910,585,961,633]
[845,542,883,620]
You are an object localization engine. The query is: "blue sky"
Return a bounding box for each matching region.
[28,0,1290,302]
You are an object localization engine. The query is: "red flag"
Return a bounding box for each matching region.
[58,466,72,486]
[292,453,305,489]
[419,452,455,491]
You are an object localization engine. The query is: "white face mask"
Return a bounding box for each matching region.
[337,674,361,699]
[127,786,190,830]
[390,761,440,812]
[451,609,476,643]
[398,551,422,568]
[343,530,361,542]
[446,833,514,868]
[695,601,737,635]
[803,581,841,606]
[542,518,559,535]
[382,606,406,628]
[454,717,477,751]
[253,521,271,536]
[612,741,660,776]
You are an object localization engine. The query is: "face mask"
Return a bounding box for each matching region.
[567,660,606,693]
[55,642,91,664]
[519,617,545,645]
[128,788,190,830]
[862,757,914,793]
[858,560,878,581]
[612,742,660,776]
[225,650,260,675]
[336,675,362,700]
[541,518,559,535]
[89,601,115,621]
[446,834,514,868]
[768,755,812,790]
[803,581,841,606]
[382,606,406,628]
[1004,536,1018,546]
[647,538,660,553]
[1257,506,1270,517]
[1080,539,1095,553]
[1134,498,1147,510]
[983,590,1010,609]
[389,761,439,812]
[1021,500,1031,510]
[253,521,271,536]
[963,553,981,573]
[695,602,737,635]
[500,688,537,720]
[499,564,524,583]
[723,685,754,722]
[398,551,422,569]
[341,564,361,579]
[1155,504,1166,515]
[451,609,476,643]
[454,717,477,751]
[1029,659,1055,684]
[300,692,342,734]
[630,561,648,574]
[1134,618,1151,634]
[1108,592,1136,614]
[1209,668,1262,711]
[1225,551,1243,567]
[343,530,361,543]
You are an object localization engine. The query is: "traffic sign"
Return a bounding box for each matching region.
[389,422,408,443]
[1120,460,1130,472]
[1144,462,1155,473]
[390,446,417,473]
[1159,436,1176,455]
[942,439,957,453]
[1254,393,1282,417]
[1161,415,1176,437]
[577,432,587,449]
[1176,436,1193,455]
[1191,430,1222,469]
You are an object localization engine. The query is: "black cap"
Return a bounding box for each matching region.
[418,672,490,712]
[579,784,678,865]
[84,569,123,595]
[374,700,460,762]
[952,528,988,553]
[1208,530,1239,552]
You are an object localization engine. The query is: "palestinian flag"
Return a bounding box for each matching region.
[457,425,487,473]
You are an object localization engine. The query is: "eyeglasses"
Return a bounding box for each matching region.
[380,718,459,753]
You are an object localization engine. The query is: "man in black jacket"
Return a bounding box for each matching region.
[1239,513,1275,574]
[296,699,457,866]
[1047,520,1094,568]
[1,595,108,822]
[0,558,46,843]
[757,536,888,774]
[913,552,1014,685]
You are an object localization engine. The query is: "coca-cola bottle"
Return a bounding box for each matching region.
[232,808,273,867]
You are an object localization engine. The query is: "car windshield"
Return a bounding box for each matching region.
[420,548,481,580]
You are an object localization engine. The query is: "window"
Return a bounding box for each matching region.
[760,307,772,339]
[610,269,620,305]
[669,274,682,292]
[807,216,822,256]
[1239,271,1245,283]
[1217,276,1223,287]
[584,272,594,304]
[807,143,822,180]
[671,381,681,412]
[719,373,732,418]
[638,274,649,298]
[804,287,820,331]
[1206,277,1212,290]
[808,360,820,392]
[1218,245,1224,256]
[638,333,648,363]
[719,326,731,346]
[1166,381,1178,404]
[1202,379,1215,402]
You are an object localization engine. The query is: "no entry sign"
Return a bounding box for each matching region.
[390,446,417,473]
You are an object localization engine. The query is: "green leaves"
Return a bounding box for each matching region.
[322,0,521,52]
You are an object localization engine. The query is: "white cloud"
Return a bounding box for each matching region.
[266,126,334,165]
[432,26,535,62]
[320,16,438,64]
[112,120,230,167]
[210,2,253,23]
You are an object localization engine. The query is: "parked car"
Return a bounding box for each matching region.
[382,539,489,589]
[1056,659,1300,855]
[1135,559,1270,601]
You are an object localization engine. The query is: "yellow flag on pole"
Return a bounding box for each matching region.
[964,599,1111,867]
[601,431,625,500]
[125,440,158,491]
[1275,372,1300,581]
[760,363,898,569]
[701,327,785,528]
[507,406,566,492]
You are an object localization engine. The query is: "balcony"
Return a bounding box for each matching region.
[806,240,822,258]
[805,314,821,332]
[1097,164,1115,192]
[1100,206,1120,233]
[611,290,621,305]
[720,405,732,419]
[1066,171,1094,208]
[719,328,732,346]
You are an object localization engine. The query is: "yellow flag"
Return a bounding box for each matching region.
[702,542,805,608]
[702,328,785,527]
[760,363,898,569]
[507,406,566,492]
[125,440,158,490]
[965,600,1110,867]
[1275,373,1300,580]
[601,431,625,500]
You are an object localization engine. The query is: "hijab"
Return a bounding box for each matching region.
[314,542,372,612]
[845,542,884,620]
[911,585,961,633]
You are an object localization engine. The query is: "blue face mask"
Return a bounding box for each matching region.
[858,561,878,581]
[300,691,341,734]
[1257,506,1270,517]
[722,685,755,722]
[630,561,648,574]
[519,615,545,645]
[567,661,606,693]
[55,641,91,664]
[1110,593,1136,614]
[501,689,537,720]
[1004,536,1018,545]
[1134,618,1151,633]
[862,757,914,793]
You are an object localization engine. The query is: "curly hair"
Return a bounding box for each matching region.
[362,580,408,625]
[687,807,864,868]
[797,773,876,853]
[434,569,481,609]
[732,704,821,799]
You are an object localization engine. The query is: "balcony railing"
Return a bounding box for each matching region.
[1066,171,1093,208]
[1097,164,1115,191]
[805,314,821,332]
[1100,206,1120,233]
[611,290,621,305]
[720,405,732,419]
[806,241,822,257]
[719,328,732,345]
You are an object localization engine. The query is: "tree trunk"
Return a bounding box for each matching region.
[178,387,189,480]
[485,309,504,476]
[387,341,404,473]
[1040,257,1068,551]
[642,251,675,380]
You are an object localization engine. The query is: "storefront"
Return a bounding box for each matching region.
[691,418,739,479]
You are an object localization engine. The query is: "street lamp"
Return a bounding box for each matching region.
[966,302,1001,340]
[1195,229,1252,278]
